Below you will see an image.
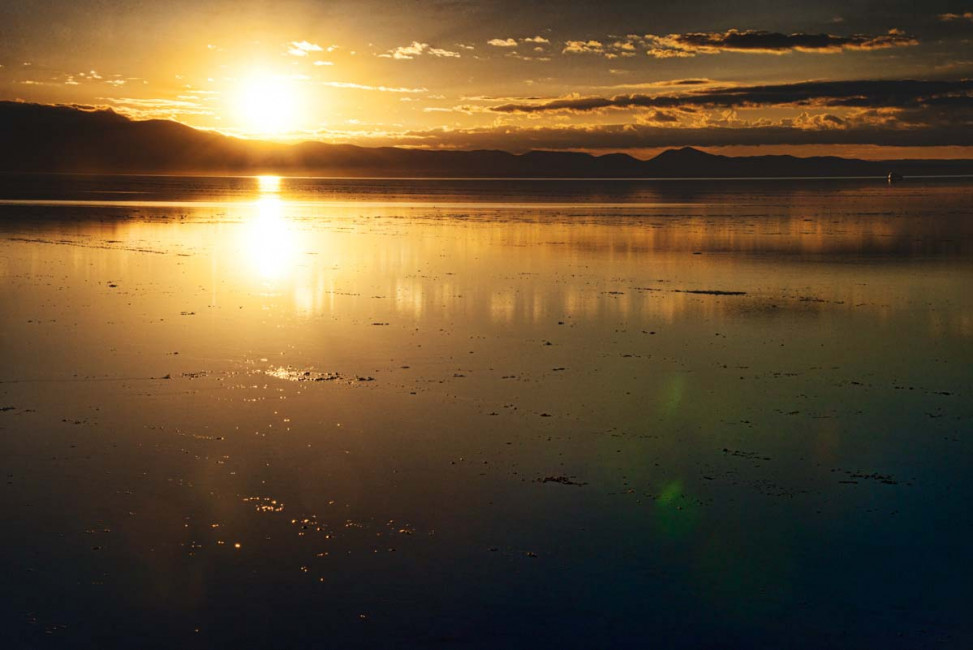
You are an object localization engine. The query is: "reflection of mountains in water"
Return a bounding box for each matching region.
[3,100,973,178]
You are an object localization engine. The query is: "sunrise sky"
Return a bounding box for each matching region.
[1,0,972,158]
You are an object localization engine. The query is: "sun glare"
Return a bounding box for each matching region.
[233,73,304,137]
[257,175,282,193]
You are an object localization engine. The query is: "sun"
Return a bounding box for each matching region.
[232,72,304,137]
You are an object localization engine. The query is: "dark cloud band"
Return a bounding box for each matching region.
[490,79,973,113]
[651,29,918,56]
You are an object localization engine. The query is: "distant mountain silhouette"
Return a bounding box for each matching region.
[2,101,972,177]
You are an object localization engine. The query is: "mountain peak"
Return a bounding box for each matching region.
[651,146,715,162]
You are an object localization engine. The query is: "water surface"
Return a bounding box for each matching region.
[1,175,971,648]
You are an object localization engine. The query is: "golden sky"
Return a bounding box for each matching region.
[1,0,972,158]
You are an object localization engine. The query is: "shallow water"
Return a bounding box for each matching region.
[1,175,971,649]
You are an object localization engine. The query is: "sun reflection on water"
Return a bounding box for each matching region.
[256,175,282,194]
[242,195,299,281]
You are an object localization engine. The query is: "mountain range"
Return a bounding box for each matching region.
[2,100,972,178]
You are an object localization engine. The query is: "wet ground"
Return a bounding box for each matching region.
[1,176,971,648]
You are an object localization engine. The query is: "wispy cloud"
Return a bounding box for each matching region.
[388,119,973,150]
[287,41,324,57]
[101,96,216,120]
[487,36,551,53]
[323,81,428,93]
[247,107,972,149]
[379,41,461,60]
[940,11,973,21]
[422,106,474,114]
[562,37,640,58]
[107,97,204,109]
[505,52,552,62]
[597,78,723,92]
[488,79,973,115]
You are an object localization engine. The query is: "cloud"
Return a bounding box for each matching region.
[787,112,847,129]
[379,41,461,60]
[100,97,216,120]
[644,29,918,57]
[458,78,973,151]
[563,36,643,58]
[563,40,605,54]
[391,121,973,150]
[489,79,973,114]
[322,81,428,93]
[940,11,973,21]
[610,39,638,55]
[288,41,324,57]
[488,36,549,48]
[423,106,475,115]
[494,95,617,112]
[53,70,138,87]
[560,30,917,58]
[107,97,202,108]
[667,78,712,85]
[637,110,682,124]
